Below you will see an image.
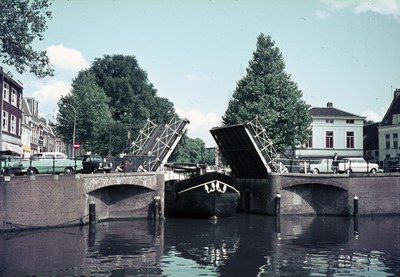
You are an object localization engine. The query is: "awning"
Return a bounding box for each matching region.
[21,144,31,152]
[2,142,24,155]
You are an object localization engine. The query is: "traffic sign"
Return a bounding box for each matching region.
[73,142,80,149]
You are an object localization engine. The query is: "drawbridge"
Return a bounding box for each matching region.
[210,116,283,179]
[128,114,190,172]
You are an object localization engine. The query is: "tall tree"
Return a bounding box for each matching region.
[222,34,311,151]
[56,70,111,155]
[0,0,54,78]
[90,54,176,154]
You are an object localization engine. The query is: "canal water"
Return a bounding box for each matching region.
[1,214,400,276]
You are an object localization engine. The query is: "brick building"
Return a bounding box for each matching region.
[0,68,24,156]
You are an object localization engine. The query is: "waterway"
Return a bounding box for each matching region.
[1,214,400,276]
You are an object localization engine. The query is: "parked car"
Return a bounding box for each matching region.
[19,152,83,175]
[0,155,24,175]
[77,154,112,173]
[338,158,379,174]
[309,159,333,174]
[388,157,400,172]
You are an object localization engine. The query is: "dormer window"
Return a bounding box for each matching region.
[393,114,400,124]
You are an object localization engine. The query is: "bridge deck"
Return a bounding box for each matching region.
[210,123,269,179]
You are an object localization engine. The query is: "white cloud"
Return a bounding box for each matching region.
[361,105,389,122]
[353,0,400,15]
[315,9,331,18]
[176,107,221,146]
[185,74,209,81]
[32,79,71,118]
[319,0,400,21]
[46,44,89,70]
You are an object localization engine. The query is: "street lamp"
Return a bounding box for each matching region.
[63,103,76,157]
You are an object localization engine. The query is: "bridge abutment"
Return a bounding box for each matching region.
[235,173,400,216]
[0,172,164,231]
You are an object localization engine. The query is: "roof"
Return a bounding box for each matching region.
[309,107,364,118]
[0,67,24,89]
[380,90,400,126]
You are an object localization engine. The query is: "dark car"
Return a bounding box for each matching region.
[77,154,112,173]
[389,158,400,172]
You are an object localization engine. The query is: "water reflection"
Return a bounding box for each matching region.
[1,215,400,276]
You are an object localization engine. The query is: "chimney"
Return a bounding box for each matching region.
[327,102,333,107]
[394,88,400,101]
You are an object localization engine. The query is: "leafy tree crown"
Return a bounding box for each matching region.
[222,34,311,151]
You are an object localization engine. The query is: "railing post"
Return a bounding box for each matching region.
[52,156,55,175]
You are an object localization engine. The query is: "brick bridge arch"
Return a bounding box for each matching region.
[80,173,162,194]
[79,172,164,221]
[278,174,350,191]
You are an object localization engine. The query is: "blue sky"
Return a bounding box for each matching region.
[8,0,400,147]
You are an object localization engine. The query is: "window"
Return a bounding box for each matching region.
[3,83,9,102]
[346,131,354,149]
[11,88,17,106]
[19,93,22,109]
[2,111,8,131]
[326,119,334,123]
[386,134,391,149]
[394,134,398,149]
[305,131,313,148]
[326,131,334,148]
[346,119,354,124]
[10,115,16,134]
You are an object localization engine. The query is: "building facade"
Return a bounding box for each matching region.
[377,88,400,164]
[1,68,24,156]
[297,102,365,160]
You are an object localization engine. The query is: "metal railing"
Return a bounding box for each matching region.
[270,158,381,174]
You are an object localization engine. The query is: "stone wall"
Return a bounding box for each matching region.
[0,172,164,231]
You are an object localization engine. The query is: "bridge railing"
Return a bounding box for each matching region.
[0,156,82,176]
[271,158,381,174]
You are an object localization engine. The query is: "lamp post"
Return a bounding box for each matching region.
[64,103,76,157]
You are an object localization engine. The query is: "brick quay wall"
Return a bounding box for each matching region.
[0,173,164,231]
[235,173,400,216]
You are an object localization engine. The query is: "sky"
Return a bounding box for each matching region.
[8,0,400,147]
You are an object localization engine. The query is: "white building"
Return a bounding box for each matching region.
[297,102,365,160]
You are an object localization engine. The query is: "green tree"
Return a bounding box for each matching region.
[222,34,311,151]
[205,150,215,165]
[187,137,207,164]
[90,54,176,154]
[56,70,111,155]
[169,136,209,164]
[0,0,54,78]
[169,132,190,164]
